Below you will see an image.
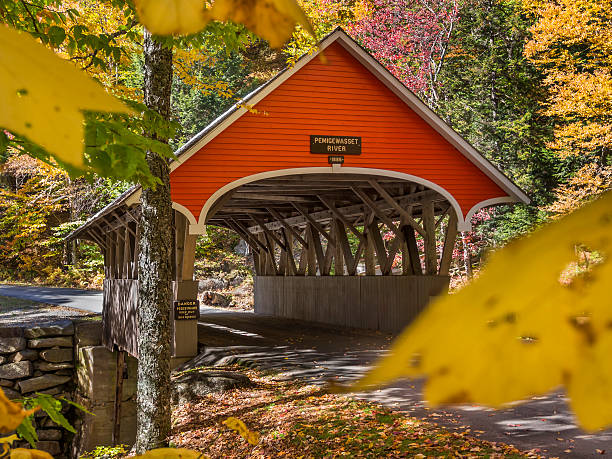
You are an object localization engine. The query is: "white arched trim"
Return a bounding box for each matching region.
[172,202,199,234]
[190,166,480,235]
[461,197,521,231]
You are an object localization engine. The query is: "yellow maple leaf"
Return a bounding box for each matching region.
[349,192,612,431]
[133,0,208,35]
[0,388,38,433]
[222,416,261,445]
[134,448,209,458]
[208,0,314,48]
[133,0,314,48]
[10,448,54,459]
[0,25,132,168]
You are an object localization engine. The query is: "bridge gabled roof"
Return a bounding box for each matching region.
[70,27,528,243]
[168,27,528,233]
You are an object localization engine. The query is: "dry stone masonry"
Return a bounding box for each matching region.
[0,320,75,457]
[0,319,137,458]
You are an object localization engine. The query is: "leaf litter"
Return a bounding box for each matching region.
[170,365,529,458]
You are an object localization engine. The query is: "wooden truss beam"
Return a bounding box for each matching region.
[317,196,366,244]
[266,207,308,248]
[367,179,426,237]
[245,189,442,233]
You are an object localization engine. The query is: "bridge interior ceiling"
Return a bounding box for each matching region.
[74,173,460,279]
[207,174,458,277]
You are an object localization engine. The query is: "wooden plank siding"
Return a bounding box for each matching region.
[170,42,507,223]
[254,275,449,332]
[102,278,139,357]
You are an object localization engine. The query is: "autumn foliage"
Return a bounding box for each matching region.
[523,0,611,160]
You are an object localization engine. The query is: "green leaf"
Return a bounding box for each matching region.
[35,394,76,433]
[16,415,38,447]
[58,396,94,416]
[47,26,66,47]
[0,130,9,157]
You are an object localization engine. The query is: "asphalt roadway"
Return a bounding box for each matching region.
[0,284,228,316]
[2,284,611,457]
[0,284,103,313]
[191,312,612,457]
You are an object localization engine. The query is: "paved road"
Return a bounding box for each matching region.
[0,284,103,313]
[189,310,612,458]
[3,285,611,456]
[0,284,232,316]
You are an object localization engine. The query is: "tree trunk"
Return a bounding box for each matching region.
[135,30,173,453]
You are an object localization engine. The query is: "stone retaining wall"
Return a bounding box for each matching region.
[0,319,137,458]
[0,319,79,457]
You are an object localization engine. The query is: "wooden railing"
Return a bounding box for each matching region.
[254,275,449,331]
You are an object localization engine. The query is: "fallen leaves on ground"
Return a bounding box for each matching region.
[133,448,209,459]
[170,366,527,458]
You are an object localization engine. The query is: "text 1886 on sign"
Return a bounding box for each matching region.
[310,135,361,155]
[174,300,199,320]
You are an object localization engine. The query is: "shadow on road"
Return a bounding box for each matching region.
[189,309,612,458]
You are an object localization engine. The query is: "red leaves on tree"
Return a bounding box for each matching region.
[349,0,461,105]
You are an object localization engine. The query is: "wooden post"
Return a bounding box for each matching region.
[258,232,270,275]
[104,233,111,279]
[278,231,288,276]
[297,228,308,275]
[181,233,197,281]
[171,212,199,359]
[263,232,279,275]
[368,219,392,275]
[439,210,458,275]
[401,237,411,275]
[109,233,116,279]
[115,231,124,279]
[283,229,297,275]
[309,223,325,274]
[306,225,317,276]
[364,225,376,275]
[334,219,349,276]
[402,225,422,275]
[332,219,346,276]
[422,200,437,275]
[252,250,261,276]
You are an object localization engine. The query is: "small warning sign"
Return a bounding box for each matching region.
[173,300,199,320]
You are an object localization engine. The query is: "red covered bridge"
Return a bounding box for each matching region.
[70,28,529,359]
